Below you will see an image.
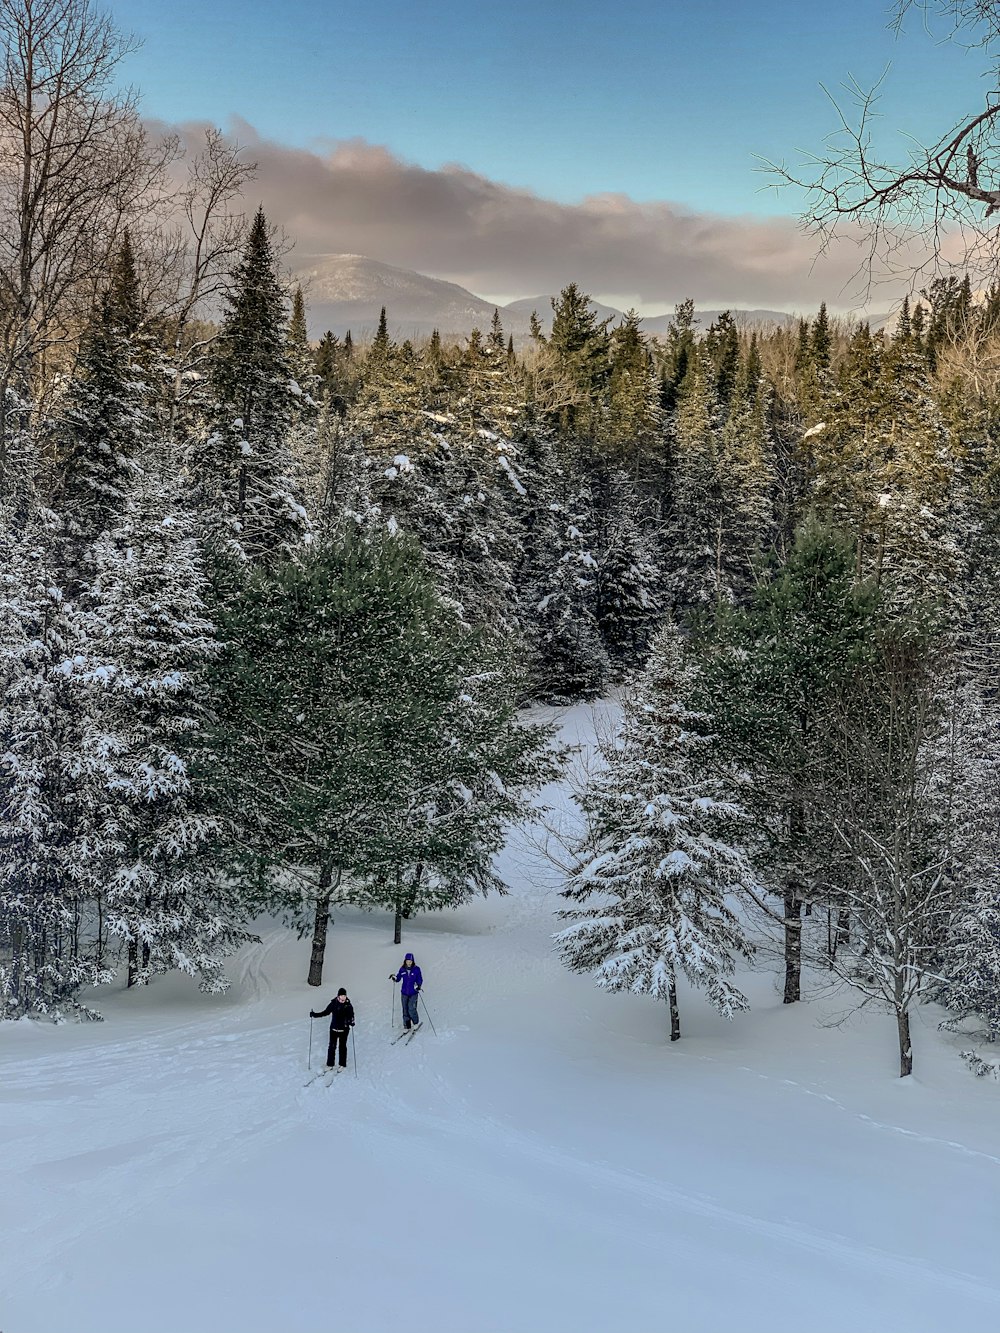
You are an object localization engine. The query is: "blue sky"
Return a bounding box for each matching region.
[116,0,977,214]
[112,0,984,308]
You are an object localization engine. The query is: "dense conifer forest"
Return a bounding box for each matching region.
[3,0,1000,1080]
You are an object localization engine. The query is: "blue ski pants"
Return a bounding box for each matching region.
[402,992,420,1027]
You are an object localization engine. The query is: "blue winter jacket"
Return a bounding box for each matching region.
[395,954,423,996]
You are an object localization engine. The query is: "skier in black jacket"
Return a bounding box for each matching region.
[310,987,355,1069]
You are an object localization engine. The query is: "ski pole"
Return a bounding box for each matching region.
[418,994,438,1037]
[351,1026,358,1078]
[308,1015,314,1070]
[390,978,396,1029]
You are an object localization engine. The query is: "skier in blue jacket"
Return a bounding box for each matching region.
[389,952,423,1030]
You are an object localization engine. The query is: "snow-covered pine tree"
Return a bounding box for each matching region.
[704,311,741,410]
[81,454,248,992]
[51,286,148,580]
[717,346,777,600]
[201,207,308,563]
[929,678,1000,1044]
[352,331,528,634]
[662,345,726,616]
[558,621,755,1039]
[0,487,113,1017]
[594,471,660,671]
[528,480,608,701]
[941,888,1000,1042]
[1,264,159,1016]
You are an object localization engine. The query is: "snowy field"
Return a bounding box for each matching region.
[3,702,1000,1333]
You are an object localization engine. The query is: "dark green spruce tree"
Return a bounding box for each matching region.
[202,207,308,563]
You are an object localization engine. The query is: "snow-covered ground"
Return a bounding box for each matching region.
[3,702,1000,1333]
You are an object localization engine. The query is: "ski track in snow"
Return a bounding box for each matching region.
[365,1090,1000,1310]
[3,702,1000,1333]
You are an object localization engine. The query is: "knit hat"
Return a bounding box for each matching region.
[337,987,347,996]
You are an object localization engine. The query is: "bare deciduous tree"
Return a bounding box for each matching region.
[156,127,257,438]
[0,0,175,478]
[767,0,1000,292]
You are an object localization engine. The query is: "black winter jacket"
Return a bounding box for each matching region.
[312,997,355,1031]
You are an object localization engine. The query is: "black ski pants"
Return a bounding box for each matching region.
[327,1028,349,1068]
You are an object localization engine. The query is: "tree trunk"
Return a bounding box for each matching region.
[896,1003,913,1078]
[141,892,151,980]
[836,909,850,947]
[10,920,24,1012]
[668,974,681,1042]
[393,904,402,945]
[783,889,802,1004]
[127,938,138,989]
[96,893,105,969]
[307,857,335,987]
[307,894,331,988]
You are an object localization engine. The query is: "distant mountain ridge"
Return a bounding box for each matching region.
[295,254,807,342]
[296,254,502,342]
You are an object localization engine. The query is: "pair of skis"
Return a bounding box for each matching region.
[390,1025,421,1046]
[303,1066,347,1088]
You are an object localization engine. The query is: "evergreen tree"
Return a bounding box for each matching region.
[558,622,756,1039]
[810,302,832,374]
[607,310,662,476]
[717,348,777,598]
[107,229,142,336]
[663,346,725,613]
[941,889,1000,1042]
[352,640,558,942]
[697,518,885,1004]
[660,299,697,411]
[83,458,245,991]
[705,310,740,408]
[370,306,391,362]
[287,286,317,397]
[545,283,611,440]
[206,530,548,984]
[0,492,111,1016]
[595,472,661,669]
[202,207,307,562]
[52,291,148,574]
[488,307,505,352]
[528,481,608,700]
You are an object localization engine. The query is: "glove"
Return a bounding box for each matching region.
[415,985,421,992]
[309,1011,317,1018]
[388,974,396,982]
